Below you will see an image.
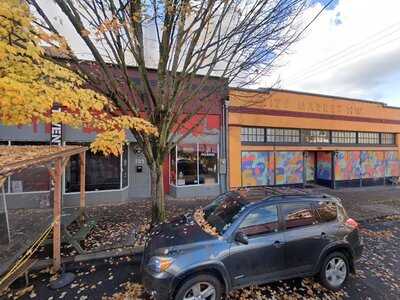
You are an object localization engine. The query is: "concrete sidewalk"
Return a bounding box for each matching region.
[313,185,400,221]
[5,185,400,300]
[166,185,400,221]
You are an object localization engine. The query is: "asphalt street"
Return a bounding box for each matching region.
[6,216,399,300]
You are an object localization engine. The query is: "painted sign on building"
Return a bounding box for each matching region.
[51,105,62,146]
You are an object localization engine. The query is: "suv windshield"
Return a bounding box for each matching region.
[203,192,246,234]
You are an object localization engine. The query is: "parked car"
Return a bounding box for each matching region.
[142,188,363,300]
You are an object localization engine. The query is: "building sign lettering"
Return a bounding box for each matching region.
[51,106,62,146]
[266,98,363,116]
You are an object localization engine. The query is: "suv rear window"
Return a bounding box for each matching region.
[281,202,317,230]
[315,201,337,223]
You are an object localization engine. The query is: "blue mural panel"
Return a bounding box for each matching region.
[241,152,274,186]
[275,152,303,185]
[317,152,332,180]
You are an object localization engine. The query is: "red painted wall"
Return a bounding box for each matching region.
[163,157,170,194]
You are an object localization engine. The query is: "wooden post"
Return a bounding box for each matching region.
[53,158,62,273]
[0,176,11,244]
[79,151,86,221]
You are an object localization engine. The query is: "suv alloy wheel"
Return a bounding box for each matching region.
[175,274,222,300]
[320,252,349,290]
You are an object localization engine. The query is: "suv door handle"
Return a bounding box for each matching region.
[273,240,282,248]
[321,232,327,239]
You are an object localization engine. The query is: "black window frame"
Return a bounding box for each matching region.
[274,128,301,143]
[240,127,394,146]
[240,127,265,143]
[331,131,357,144]
[381,133,395,145]
[302,129,331,144]
[264,127,300,144]
[64,143,127,193]
[358,132,380,144]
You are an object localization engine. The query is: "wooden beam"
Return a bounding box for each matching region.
[62,157,70,171]
[0,259,38,292]
[0,146,87,178]
[53,158,62,273]
[79,151,86,222]
[0,176,6,188]
[32,245,144,271]
[48,167,55,181]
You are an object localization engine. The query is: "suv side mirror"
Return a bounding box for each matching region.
[235,231,249,245]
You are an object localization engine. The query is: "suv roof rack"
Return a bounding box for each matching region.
[235,186,313,202]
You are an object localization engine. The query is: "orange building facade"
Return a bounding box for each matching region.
[228,88,400,189]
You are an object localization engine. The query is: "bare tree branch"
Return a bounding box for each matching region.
[29,0,309,222]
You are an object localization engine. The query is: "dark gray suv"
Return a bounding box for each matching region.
[142,188,363,300]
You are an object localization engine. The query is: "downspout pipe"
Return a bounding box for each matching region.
[223,98,230,192]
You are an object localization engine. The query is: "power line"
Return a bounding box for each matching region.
[287,30,400,84]
[287,21,400,81]
[285,21,400,83]
[292,34,400,85]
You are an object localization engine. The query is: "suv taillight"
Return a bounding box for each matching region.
[345,218,359,229]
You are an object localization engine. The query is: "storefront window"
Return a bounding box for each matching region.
[274,129,300,143]
[65,146,127,192]
[199,144,218,185]
[241,127,265,143]
[176,144,198,185]
[171,143,219,186]
[303,130,330,143]
[265,128,300,143]
[240,128,397,146]
[358,132,379,144]
[332,131,356,144]
[10,166,50,193]
[381,133,395,145]
[9,141,50,193]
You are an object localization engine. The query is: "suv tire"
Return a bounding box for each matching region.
[174,274,222,300]
[320,251,349,291]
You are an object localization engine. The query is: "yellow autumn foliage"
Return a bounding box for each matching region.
[0,0,157,156]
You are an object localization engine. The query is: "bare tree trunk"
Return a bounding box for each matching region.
[150,163,166,223]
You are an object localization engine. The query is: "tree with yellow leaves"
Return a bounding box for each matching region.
[0,0,157,156]
[4,0,306,223]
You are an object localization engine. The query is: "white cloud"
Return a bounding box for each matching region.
[268,0,400,107]
[35,0,400,107]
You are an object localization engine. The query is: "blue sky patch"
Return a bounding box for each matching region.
[310,0,339,10]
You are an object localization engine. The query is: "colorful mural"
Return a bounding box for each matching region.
[385,151,400,177]
[275,152,303,185]
[335,151,361,181]
[241,150,399,187]
[241,152,274,186]
[305,152,315,182]
[361,151,385,179]
[317,152,332,180]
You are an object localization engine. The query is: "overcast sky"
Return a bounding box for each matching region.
[38,0,400,108]
[268,0,400,107]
